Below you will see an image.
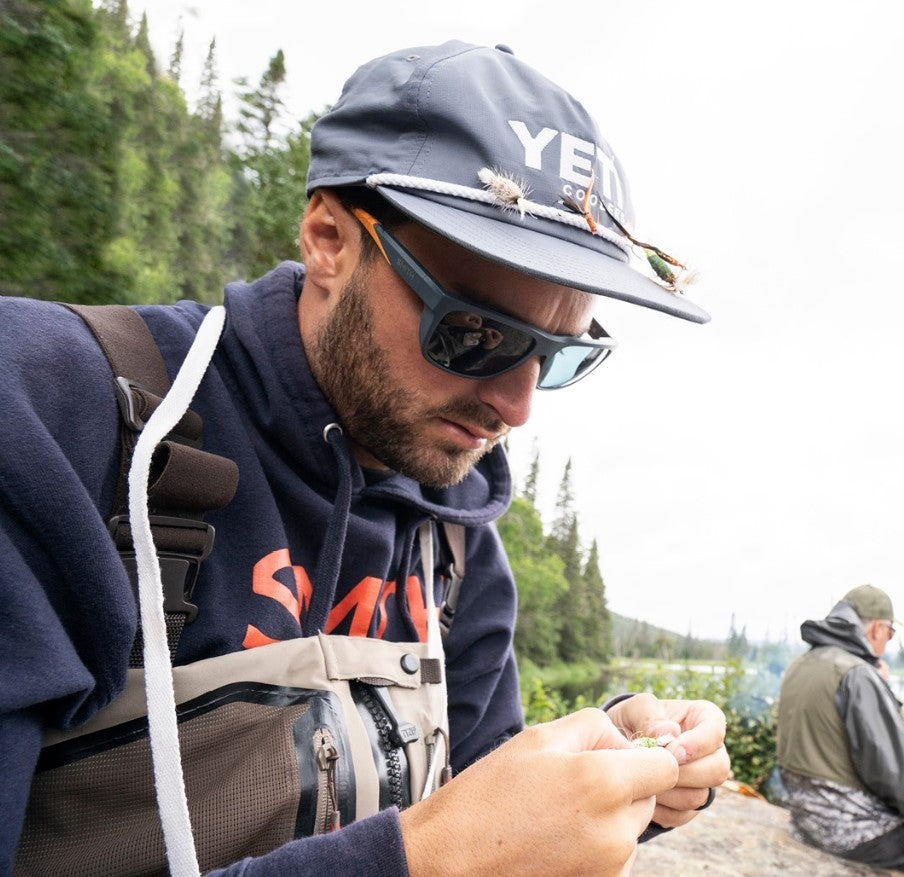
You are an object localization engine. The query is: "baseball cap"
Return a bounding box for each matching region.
[843,584,900,623]
[307,41,709,324]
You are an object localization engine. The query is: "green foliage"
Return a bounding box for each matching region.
[499,457,612,666]
[0,0,116,300]
[497,496,569,664]
[520,659,780,791]
[723,698,777,789]
[230,117,312,279]
[2,2,316,305]
[522,676,573,725]
[579,539,611,662]
[236,49,287,152]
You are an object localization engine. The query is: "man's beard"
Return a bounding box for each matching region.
[308,263,507,488]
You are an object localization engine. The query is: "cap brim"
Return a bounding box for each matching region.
[377,187,711,324]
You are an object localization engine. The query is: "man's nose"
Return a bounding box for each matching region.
[475,357,540,428]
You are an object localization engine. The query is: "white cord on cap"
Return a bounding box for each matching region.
[365,172,633,256]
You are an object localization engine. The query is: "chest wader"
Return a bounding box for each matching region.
[15,305,465,876]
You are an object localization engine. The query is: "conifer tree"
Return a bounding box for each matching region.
[236,49,287,153]
[545,459,598,663]
[497,496,569,664]
[581,539,612,661]
[554,516,589,662]
[230,58,313,277]
[134,12,155,78]
[176,37,231,301]
[522,446,540,505]
[168,26,184,85]
[197,39,223,143]
[548,458,575,546]
[726,613,749,660]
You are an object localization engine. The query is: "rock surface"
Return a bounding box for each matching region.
[632,784,904,876]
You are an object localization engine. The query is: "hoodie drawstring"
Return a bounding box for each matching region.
[305,423,430,643]
[391,525,422,643]
[304,424,354,635]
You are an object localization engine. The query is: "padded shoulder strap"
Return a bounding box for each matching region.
[65,304,171,396]
[63,303,238,666]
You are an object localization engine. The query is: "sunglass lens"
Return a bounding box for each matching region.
[425,310,535,377]
[538,345,610,389]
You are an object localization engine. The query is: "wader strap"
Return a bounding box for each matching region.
[437,522,466,641]
[64,304,238,665]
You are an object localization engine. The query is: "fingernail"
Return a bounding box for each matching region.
[672,745,688,764]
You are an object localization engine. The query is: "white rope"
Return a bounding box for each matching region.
[418,523,448,801]
[128,305,226,877]
[365,172,633,255]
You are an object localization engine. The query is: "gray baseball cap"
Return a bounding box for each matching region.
[307,41,709,324]
[844,584,900,623]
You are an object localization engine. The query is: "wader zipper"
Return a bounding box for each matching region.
[355,684,418,811]
[314,727,340,833]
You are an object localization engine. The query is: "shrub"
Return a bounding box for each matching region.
[521,660,778,791]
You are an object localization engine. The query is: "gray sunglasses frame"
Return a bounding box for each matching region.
[352,208,617,389]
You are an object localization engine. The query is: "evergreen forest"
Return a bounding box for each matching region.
[2,0,312,304]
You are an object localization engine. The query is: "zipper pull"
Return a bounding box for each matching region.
[368,684,420,746]
[316,729,341,832]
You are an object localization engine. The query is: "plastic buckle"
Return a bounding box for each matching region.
[438,563,463,637]
[109,515,215,622]
[113,376,148,431]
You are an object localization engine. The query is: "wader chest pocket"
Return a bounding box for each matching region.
[18,684,357,875]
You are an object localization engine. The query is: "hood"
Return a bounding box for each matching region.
[800,600,878,665]
[222,261,512,527]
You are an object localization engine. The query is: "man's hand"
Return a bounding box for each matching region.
[604,693,730,828]
[400,708,679,877]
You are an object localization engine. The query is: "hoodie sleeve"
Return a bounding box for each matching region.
[836,663,904,814]
[0,299,139,871]
[204,808,409,876]
[442,522,524,772]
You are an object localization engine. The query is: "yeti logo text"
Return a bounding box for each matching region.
[507,121,623,206]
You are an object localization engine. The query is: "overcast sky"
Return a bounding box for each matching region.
[143,0,904,642]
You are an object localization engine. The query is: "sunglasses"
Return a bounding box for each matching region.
[351,208,616,389]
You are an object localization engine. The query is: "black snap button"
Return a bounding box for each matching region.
[400,653,420,675]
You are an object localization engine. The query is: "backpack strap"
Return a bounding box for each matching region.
[437,522,466,640]
[65,304,238,665]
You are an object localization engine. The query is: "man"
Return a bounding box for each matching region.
[777,584,904,869]
[0,41,728,875]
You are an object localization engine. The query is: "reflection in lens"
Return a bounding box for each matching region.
[427,311,534,376]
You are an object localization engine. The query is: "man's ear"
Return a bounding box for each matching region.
[864,620,883,654]
[300,189,362,290]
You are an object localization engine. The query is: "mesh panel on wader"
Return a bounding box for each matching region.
[17,697,313,875]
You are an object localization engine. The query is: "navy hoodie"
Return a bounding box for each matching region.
[0,263,523,875]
